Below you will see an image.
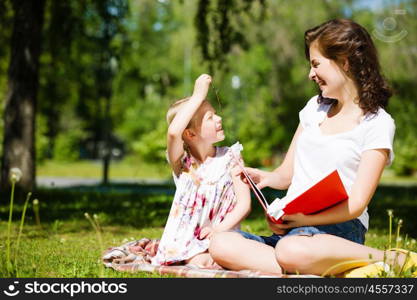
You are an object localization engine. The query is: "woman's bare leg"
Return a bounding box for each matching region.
[275,234,407,275]
[209,231,282,274]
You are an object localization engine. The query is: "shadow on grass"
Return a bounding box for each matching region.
[0,182,416,237]
[0,183,174,229]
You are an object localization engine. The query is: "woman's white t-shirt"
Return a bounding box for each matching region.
[286,95,396,229]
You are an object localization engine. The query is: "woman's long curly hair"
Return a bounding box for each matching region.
[304,19,392,114]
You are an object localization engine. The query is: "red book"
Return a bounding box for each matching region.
[231,153,348,224]
[266,170,348,223]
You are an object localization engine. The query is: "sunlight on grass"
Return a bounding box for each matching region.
[37,160,417,186]
[3,165,417,278]
[0,219,417,278]
[0,221,171,278]
[380,169,417,185]
[37,157,171,179]
[1,216,415,278]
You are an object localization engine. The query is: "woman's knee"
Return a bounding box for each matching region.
[275,236,313,272]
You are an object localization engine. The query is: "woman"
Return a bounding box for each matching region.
[208,19,416,277]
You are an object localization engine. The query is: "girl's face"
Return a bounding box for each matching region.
[308,41,348,99]
[194,101,225,144]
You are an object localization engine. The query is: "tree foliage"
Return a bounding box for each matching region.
[0,0,416,180]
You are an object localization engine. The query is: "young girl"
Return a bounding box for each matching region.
[151,74,251,268]
[209,19,417,277]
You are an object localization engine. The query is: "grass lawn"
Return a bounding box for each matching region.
[0,217,415,278]
[2,160,416,278]
[0,220,172,278]
[1,182,416,278]
[37,158,171,179]
[37,159,417,184]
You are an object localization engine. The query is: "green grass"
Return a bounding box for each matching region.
[0,220,173,278]
[0,180,416,278]
[37,159,417,184]
[37,157,171,179]
[0,217,415,278]
[380,169,417,185]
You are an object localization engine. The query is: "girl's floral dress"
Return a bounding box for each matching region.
[151,142,243,266]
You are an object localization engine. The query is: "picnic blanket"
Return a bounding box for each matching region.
[102,238,318,278]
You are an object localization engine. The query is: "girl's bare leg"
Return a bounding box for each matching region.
[185,252,222,269]
[275,234,407,275]
[209,231,282,274]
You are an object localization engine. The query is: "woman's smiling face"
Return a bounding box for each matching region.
[308,41,348,99]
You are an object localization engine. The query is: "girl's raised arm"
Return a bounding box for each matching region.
[167,74,211,175]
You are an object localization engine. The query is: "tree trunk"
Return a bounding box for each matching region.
[1,0,46,191]
[102,91,112,185]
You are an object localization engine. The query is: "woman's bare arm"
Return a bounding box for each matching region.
[246,124,303,190]
[275,148,389,228]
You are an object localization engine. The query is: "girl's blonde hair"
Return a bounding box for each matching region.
[166,97,207,183]
[166,97,190,125]
[166,97,208,128]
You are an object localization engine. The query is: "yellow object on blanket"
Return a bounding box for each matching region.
[343,248,417,278]
[343,262,390,278]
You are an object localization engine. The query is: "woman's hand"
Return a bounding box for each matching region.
[266,213,311,233]
[230,155,247,184]
[266,214,288,235]
[280,213,311,228]
[230,165,244,183]
[245,167,274,189]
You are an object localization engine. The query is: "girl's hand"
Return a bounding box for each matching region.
[245,167,274,189]
[199,226,214,240]
[192,74,212,100]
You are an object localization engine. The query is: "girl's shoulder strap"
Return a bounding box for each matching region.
[223,142,244,168]
[228,141,243,156]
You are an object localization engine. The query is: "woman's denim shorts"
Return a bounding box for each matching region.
[236,218,366,247]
